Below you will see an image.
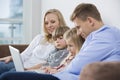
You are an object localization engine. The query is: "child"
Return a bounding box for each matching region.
[42,26,70,67]
[0,9,67,75]
[27,26,70,73]
[45,27,84,74]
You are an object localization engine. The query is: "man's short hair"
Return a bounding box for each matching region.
[70,3,102,21]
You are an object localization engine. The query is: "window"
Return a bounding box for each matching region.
[0,0,23,44]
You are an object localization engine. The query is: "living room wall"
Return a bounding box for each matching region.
[41,0,120,29]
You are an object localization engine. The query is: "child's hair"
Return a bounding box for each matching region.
[52,26,70,41]
[64,27,84,54]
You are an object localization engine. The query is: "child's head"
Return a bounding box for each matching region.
[52,26,70,49]
[64,28,84,55]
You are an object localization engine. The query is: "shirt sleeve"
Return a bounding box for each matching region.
[65,33,115,75]
[54,37,114,80]
[54,25,120,80]
[21,34,43,62]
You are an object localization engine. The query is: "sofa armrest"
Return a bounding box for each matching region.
[0,44,28,58]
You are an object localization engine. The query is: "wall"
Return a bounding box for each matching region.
[23,0,120,43]
[23,0,41,43]
[41,0,120,28]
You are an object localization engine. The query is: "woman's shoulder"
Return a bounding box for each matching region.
[33,34,45,41]
[35,34,44,38]
[30,34,45,44]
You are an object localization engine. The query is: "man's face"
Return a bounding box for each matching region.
[73,18,93,39]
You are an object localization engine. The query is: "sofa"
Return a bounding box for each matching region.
[0,44,28,58]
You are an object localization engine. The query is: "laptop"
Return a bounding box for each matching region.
[9,45,24,72]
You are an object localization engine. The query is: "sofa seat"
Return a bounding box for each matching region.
[0,44,28,58]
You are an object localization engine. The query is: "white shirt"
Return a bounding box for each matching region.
[20,34,55,68]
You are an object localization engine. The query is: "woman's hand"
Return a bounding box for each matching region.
[0,56,12,63]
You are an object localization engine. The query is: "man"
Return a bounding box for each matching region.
[0,3,120,80]
[54,3,120,80]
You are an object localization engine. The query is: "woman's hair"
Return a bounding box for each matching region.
[43,9,67,42]
[70,3,102,21]
[64,28,84,54]
[52,26,70,41]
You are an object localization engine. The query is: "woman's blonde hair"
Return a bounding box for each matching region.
[43,9,66,42]
[64,28,84,54]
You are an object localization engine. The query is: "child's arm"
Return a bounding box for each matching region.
[44,54,71,74]
[25,62,47,71]
[24,64,42,70]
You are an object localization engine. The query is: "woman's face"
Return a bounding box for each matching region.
[45,13,60,34]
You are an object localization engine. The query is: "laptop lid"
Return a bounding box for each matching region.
[9,45,24,72]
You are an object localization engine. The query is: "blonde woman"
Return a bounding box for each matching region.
[0,9,67,74]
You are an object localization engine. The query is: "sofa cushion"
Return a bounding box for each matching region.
[0,44,28,58]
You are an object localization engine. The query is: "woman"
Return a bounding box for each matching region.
[0,28,84,80]
[0,9,67,74]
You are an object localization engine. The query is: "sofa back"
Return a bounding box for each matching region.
[0,44,28,58]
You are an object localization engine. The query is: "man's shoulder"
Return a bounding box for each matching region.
[91,25,120,40]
